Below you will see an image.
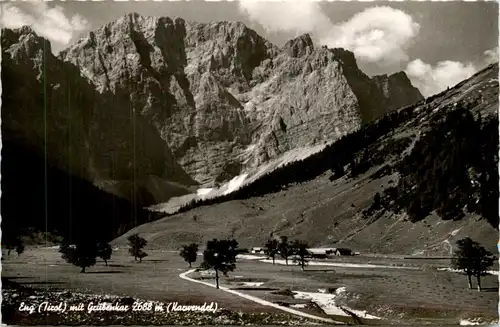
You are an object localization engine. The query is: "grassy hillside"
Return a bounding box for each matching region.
[113,64,499,254]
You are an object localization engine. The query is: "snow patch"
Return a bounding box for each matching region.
[149,143,331,213]
[293,290,381,319]
[459,320,481,326]
[241,282,264,287]
[335,287,347,294]
[197,188,214,198]
[179,269,339,323]
[200,270,215,276]
[223,173,248,195]
[437,267,499,276]
[237,254,268,260]
[459,318,494,325]
[450,228,461,236]
[260,259,419,270]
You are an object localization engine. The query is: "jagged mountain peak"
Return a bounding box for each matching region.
[372,70,414,84]
[188,19,258,35]
[1,26,52,58]
[61,13,275,93]
[283,33,314,58]
[2,25,36,37]
[113,11,183,25]
[389,70,413,82]
[372,70,424,111]
[328,47,359,69]
[75,12,267,51]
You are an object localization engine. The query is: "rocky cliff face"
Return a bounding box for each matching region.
[2,26,195,208]
[2,13,424,195]
[372,71,424,111]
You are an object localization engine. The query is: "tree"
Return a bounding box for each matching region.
[127,234,148,262]
[180,243,198,268]
[59,243,73,262]
[264,238,279,265]
[373,192,382,210]
[2,234,24,256]
[97,243,112,266]
[59,240,98,273]
[290,240,310,271]
[451,237,495,291]
[278,236,291,266]
[330,162,345,179]
[202,238,239,289]
[16,242,25,256]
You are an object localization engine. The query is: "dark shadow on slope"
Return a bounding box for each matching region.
[1,27,196,208]
[382,107,499,228]
[0,133,154,244]
[1,27,197,242]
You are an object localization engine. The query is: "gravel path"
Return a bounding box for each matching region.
[179,269,342,324]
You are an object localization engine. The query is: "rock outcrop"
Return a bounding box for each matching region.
[372,71,424,111]
[2,13,424,195]
[283,33,314,58]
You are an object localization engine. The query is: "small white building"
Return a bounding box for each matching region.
[251,247,264,254]
[307,248,337,258]
[308,248,337,255]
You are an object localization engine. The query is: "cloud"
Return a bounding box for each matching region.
[238,0,332,36]
[238,1,496,97]
[324,7,420,65]
[484,46,498,65]
[405,59,477,97]
[238,2,419,66]
[0,2,89,49]
[405,46,498,97]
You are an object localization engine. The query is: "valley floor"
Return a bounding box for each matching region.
[2,247,498,326]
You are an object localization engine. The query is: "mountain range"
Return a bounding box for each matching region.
[4,13,495,250]
[115,62,499,255]
[2,13,422,203]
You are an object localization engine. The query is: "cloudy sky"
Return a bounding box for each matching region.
[0,1,498,97]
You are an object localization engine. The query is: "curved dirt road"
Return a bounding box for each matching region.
[179,269,340,324]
